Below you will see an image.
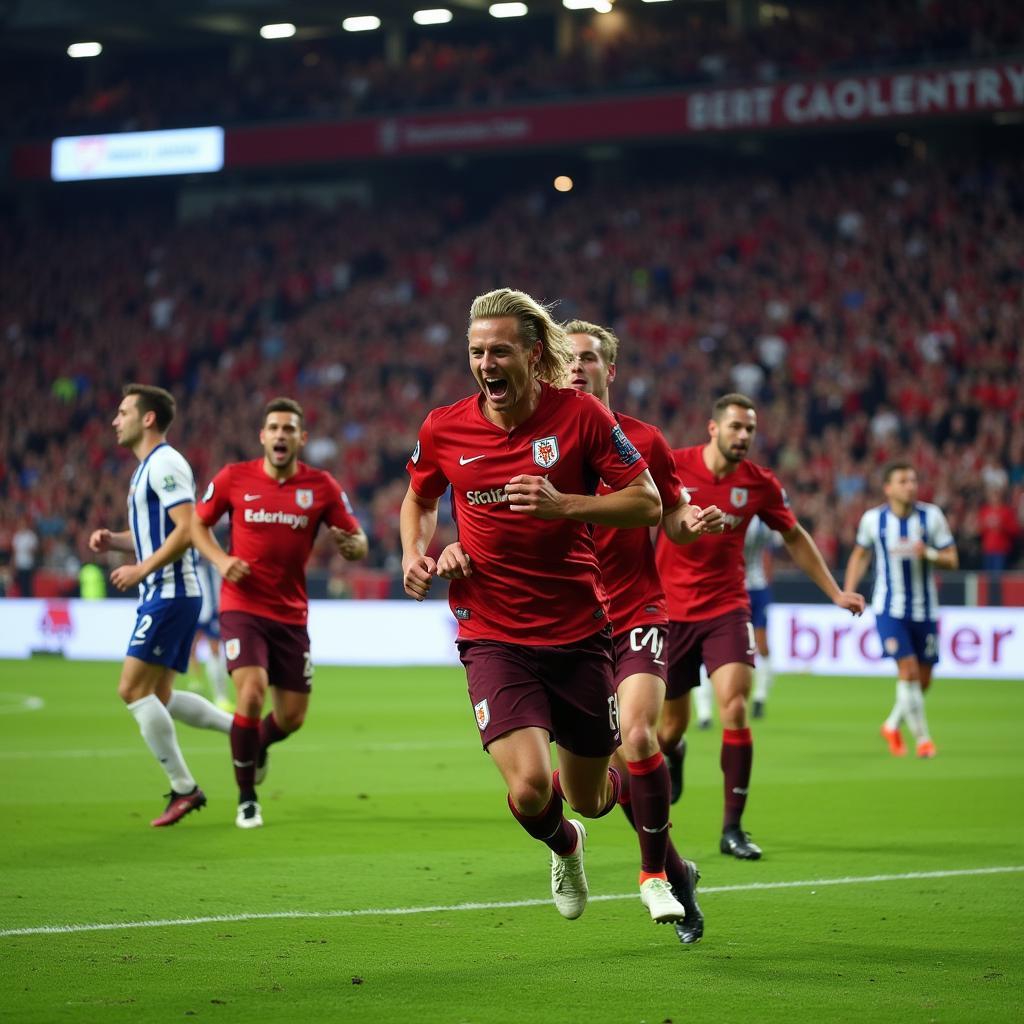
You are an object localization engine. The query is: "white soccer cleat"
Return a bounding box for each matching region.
[236,800,263,829]
[550,819,588,919]
[640,877,686,924]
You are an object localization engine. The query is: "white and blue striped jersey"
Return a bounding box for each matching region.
[196,556,220,625]
[744,515,779,591]
[127,442,201,603]
[854,502,954,621]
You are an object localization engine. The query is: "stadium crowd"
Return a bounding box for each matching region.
[4,0,1022,140]
[1,151,1022,595]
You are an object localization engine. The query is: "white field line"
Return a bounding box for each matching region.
[3,865,1022,939]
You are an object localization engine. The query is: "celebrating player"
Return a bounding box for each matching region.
[843,462,958,758]
[566,319,722,940]
[89,384,231,827]
[401,289,662,922]
[192,397,368,829]
[655,394,865,859]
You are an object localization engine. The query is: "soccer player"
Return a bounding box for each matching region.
[401,288,662,922]
[188,555,232,711]
[745,515,780,720]
[655,394,865,859]
[567,319,723,940]
[192,397,368,829]
[843,462,958,758]
[89,384,231,828]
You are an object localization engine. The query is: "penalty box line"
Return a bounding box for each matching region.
[3,864,1022,939]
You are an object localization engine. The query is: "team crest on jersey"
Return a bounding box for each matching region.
[474,699,490,731]
[225,638,241,661]
[296,489,314,510]
[611,424,642,466]
[730,487,749,508]
[161,475,178,493]
[532,435,560,469]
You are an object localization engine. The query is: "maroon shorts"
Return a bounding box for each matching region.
[666,608,755,700]
[457,628,619,757]
[613,624,668,687]
[220,610,313,694]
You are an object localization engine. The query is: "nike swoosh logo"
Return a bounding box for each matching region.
[244,494,261,501]
[459,455,487,465]
[641,824,669,834]
[232,759,255,768]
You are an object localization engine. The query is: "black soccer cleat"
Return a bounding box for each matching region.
[720,826,762,860]
[752,700,765,719]
[672,860,704,944]
[666,738,686,804]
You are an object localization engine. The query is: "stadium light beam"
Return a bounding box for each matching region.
[342,15,381,32]
[563,1,612,11]
[489,3,528,17]
[67,42,102,58]
[259,23,296,39]
[413,8,453,25]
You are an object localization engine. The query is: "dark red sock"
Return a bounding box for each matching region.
[627,753,671,874]
[231,713,260,799]
[507,792,577,855]
[721,727,753,830]
[259,712,289,752]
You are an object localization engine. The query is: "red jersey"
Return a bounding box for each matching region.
[195,459,360,625]
[592,413,684,635]
[408,382,649,645]
[655,445,796,622]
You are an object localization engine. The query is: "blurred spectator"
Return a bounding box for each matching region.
[12,519,39,597]
[976,487,1020,572]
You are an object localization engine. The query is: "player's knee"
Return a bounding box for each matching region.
[117,676,148,704]
[508,776,551,817]
[621,722,658,761]
[276,708,306,732]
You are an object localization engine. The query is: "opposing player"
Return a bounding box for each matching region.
[402,289,662,923]
[567,319,723,940]
[192,397,368,829]
[843,462,958,758]
[188,554,232,711]
[655,394,865,859]
[745,515,780,720]
[89,384,232,827]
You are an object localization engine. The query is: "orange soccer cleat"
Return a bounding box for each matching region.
[881,725,907,757]
[916,739,937,759]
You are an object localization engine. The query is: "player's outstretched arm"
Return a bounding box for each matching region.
[191,516,250,583]
[88,528,135,554]
[782,523,865,615]
[329,526,369,562]
[662,499,726,545]
[109,503,195,592]
[505,470,661,527]
[842,544,873,594]
[400,485,439,601]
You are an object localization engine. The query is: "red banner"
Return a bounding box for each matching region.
[13,59,1024,181]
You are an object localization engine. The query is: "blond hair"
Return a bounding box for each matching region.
[563,319,619,365]
[469,288,573,387]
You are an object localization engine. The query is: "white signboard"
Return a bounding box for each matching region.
[52,126,224,181]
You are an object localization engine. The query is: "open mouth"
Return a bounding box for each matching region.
[484,377,509,401]
[273,443,289,459]
[571,376,588,390]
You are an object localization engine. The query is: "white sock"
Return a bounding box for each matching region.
[900,681,931,743]
[127,694,196,793]
[884,680,905,731]
[753,661,773,702]
[204,649,230,702]
[167,690,232,734]
[694,669,714,724]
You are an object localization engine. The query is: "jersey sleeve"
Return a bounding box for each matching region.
[195,465,234,526]
[646,426,684,511]
[322,474,361,532]
[149,448,196,510]
[406,412,450,500]
[756,471,798,533]
[579,397,648,490]
[928,506,955,550]
[854,510,875,549]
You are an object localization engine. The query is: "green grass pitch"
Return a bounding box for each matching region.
[1,657,1022,1023]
